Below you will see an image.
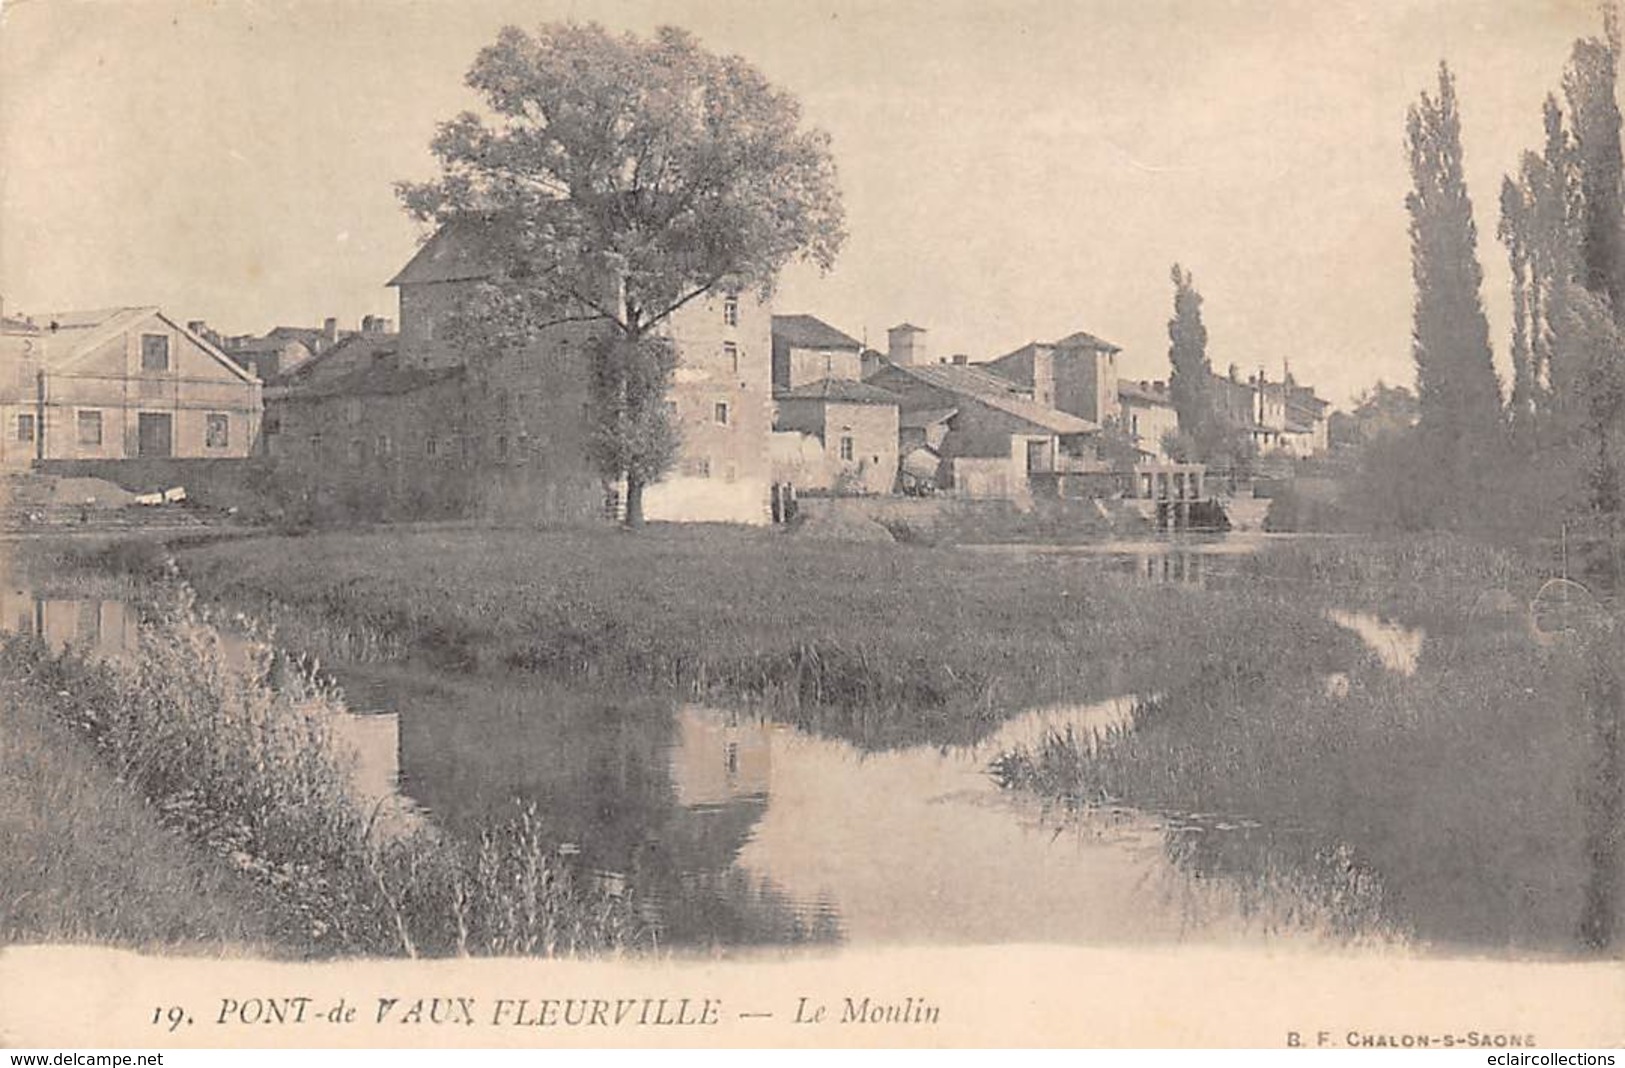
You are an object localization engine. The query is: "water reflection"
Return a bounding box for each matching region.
[0,583,138,660]
[0,583,415,840]
[0,568,1416,952]
[350,666,1326,948]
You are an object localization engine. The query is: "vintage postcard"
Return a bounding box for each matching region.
[0,0,1621,1050]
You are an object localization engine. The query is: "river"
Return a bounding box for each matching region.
[6,534,1445,952]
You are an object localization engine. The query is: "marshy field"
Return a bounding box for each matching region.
[2,523,1619,958]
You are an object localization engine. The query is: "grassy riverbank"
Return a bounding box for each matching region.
[37,525,1360,749]
[995,536,1623,954]
[1,637,281,951]
[0,581,642,958]
[18,524,1618,953]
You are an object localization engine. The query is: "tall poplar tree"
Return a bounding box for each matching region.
[1404,61,1504,494]
[1166,264,1213,452]
[1564,6,1625,314]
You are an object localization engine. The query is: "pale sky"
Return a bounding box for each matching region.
[0,0,1608,406]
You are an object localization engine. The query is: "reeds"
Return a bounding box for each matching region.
[994,540,1621,954]
[0,580,644,958]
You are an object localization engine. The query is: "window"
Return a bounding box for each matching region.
[425,436,438,457]
[723,296,739,327]
[714,402,730,426]
[347,438,363,463]
[76,410,102,446]
[840,436,854,462]
[695,457,711,478]
[205,413,229,449]
[1130,414,1140,438]
[141,334,170,372]
[496,434,509,461]
[723,342,739,375]
[16,414,34,443]
[346,399,362,426]
[376,433,392,458]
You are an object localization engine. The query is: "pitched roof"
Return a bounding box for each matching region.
[275,332,399,387]
[1118,381,1174,407]
[276,335,458,399]
[881,362,1097,435]
[388,217,507,287]
[1053,330,1120,352]
[898,406,958,429]
[40,307,156,351]
[232,335,314,355]
[889,322,927,333]
[288,362,464,400]
[771,314,862,351]
[40,307,258,384]
[776,377,901,405]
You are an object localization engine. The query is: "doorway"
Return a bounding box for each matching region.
[137,412,173,457]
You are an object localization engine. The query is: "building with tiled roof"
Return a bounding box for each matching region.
[774,377,901,495]
[267,219,774,523]
[867,337,1101,498]
[1,306,260,467]
[984,330,1123,426]
[771,314,864,392]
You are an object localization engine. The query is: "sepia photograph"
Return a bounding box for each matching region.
[0,0,1621,1051]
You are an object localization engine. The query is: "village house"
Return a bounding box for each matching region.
[1,311,43,468]
[1210,365,1330,457]
[1284,375,1332,455]
[772,377,901,495]
[269,219,773,523]
[866,325,1099,499]
[188,315,397,382]
[1117,379,1180,460]
[771,314,864,391]
[259,328,489,516]
[982,330,1123,425]
[0,306,260,468]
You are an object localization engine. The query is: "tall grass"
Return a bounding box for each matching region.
[995,539,1623,955]
[0,580,643,958]
[0,635,283,951]
[101,526,1365,749]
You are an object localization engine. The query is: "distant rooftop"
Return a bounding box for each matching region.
[776,377,901,405]
[771,314,862,351]
[878,361,1097,435]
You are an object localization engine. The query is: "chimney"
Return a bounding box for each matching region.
[187,319,206,334]
[951,353,968,366]
[1153,380,1166,393]
[323,317,338,343]
[362,315,376,334]
[887,323,927,366]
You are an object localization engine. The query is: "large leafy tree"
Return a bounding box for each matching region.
[399,22,846,525]
[1404,61,1503,519]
